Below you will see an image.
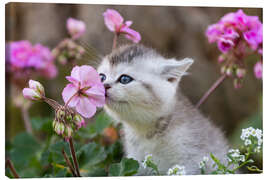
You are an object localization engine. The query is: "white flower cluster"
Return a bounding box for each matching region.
[240,127,263,153]
[199,156,209,169]
[167,165,186,176]
[142,154,153,169]
[227,149,245,162]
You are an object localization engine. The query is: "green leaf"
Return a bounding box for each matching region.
[77,142,107,168]
[109,158,139,176]
[94,112,112,134]
[31,116,54,134]
[9,132,40,168]
[47,141,70,164]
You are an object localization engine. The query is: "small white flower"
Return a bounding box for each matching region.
[199,161,205,169]
[255,129,262,139]
[167,165,186,175]
[142,154,153,169]
[239,155,245,162]
[258,139,263,146]
[203,156,209,162]
[244,139,252,146]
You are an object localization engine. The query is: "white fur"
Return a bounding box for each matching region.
[97,51,229,175]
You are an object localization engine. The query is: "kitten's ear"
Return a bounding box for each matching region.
[160,58,194,82]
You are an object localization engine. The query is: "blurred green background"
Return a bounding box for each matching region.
[5,3,262,177]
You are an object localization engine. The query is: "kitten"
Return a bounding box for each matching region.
[97,44,229,175]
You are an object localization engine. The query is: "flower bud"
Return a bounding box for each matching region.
[218,55,225,63]
[233,78,242,89]
[226,67,232,77]
[73,114,85,128]
[236,68,246,78]
[22,88,42,101]
[52,120,57,129]
[56,109,65,120]
[66,114,73,122]
[64,125,73,139]
[220,66,226,74]
[29,80,45,96]
[54,121,65,135]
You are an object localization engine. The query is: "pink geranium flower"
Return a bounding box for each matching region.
[103,9,141,43]
[66,18,86,40]
[7,40,58,79]
[62,65,105,118]
[254,61,262,79]
[66,18,86,39]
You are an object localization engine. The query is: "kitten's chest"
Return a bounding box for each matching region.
[122,125,177,166]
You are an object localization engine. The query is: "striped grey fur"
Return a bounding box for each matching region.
[106,44,159,65]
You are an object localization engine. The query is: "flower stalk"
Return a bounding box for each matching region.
[196,74,227,108]
[68,138,81,177]
[62,148,77,177]
[5,159,20,178]
[112,33,118,50]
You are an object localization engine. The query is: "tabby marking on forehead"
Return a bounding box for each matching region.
[107,44,157,66]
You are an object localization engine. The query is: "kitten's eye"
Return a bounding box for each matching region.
[99,73,106,82]
[118,75,134,84]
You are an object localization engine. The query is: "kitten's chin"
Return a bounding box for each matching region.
[105,96,128,107]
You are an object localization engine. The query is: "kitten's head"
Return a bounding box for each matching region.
[97,44,193,123]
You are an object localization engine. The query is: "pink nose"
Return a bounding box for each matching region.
[104,83,111,90]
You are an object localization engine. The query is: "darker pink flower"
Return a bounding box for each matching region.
[62,65,105,118]
[217,38,234,53]
[206,9,263,53]
[66,18,86,40]
[254,61,262,79]
[6,40,57,79]
[103,9,141,43]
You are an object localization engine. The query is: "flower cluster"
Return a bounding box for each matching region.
[53,107,85,140]
[206,9,263,87]
[22,79,86,140]
[198,156,209,173]
[52,18,86,65]
[103,9,141,43]
[62,65,105,118]
[167,165,186,176]
[52,38,85,65]
[6,40,57,79]
[241,127,263,153]
[142,154,154,169]
[227,149,245,163]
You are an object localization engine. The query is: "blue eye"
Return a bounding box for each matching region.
[118,75,134,84]
[99,73,106,82]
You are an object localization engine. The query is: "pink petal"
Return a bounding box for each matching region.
[76,97,97,118]
[66,76,79,86]
[103,9,124,32]
[121,27,141,43]
[85,86,105,107]
[66,18,86,39]
[125,20,133,27]
[254,61,262,79]
[62,84,79,107]
[70,66,81,81]
[78,65,102,88]
[23,88,41,100]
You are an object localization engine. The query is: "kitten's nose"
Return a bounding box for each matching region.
[104,83,111,90]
